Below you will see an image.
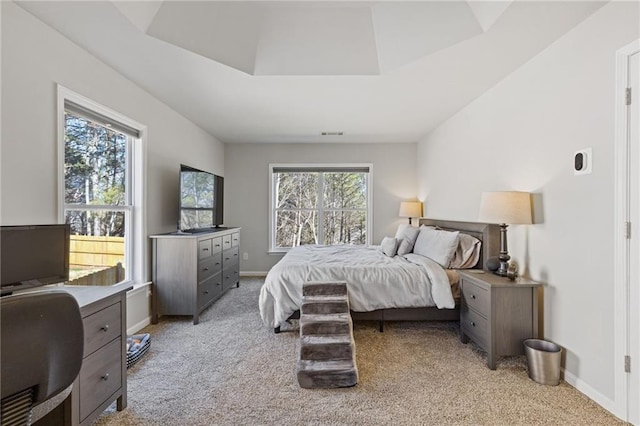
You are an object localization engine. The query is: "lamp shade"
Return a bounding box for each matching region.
[478,191,532,225]
[399,201,422,218]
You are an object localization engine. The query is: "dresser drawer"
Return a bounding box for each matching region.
[211,237,223,254]
[83,302,121,357]
[231,232,240,247]
[198,238,212,260]
[461,306,489,349]
[223,266,239,291]
[79,338,122,421]
[198,252,222,282]
[223,247,239,265]
[198,272,222,309]
[222,234,232,250]
[461,279,490,316]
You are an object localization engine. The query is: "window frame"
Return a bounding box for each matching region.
[57,85,147,286]
[268,163,373,253]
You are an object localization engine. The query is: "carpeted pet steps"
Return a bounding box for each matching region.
[297,281,358,389]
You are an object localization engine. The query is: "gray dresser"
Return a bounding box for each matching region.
[458,270,542,370]
[150,228,240,325]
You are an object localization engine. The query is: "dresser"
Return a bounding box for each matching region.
[150,228,240,325]
[458,270,542,370]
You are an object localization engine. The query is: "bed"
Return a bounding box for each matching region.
[259,219,500,333]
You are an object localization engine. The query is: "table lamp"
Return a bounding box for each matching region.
[399,201,422,225]
[478,191,532,276]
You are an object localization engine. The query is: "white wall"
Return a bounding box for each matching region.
[225,142,417,273]
[1,2,224,329]
[416,1,639,412]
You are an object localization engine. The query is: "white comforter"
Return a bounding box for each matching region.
[258,245,455,329]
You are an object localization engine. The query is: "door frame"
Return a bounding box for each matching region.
[614,38,640,423]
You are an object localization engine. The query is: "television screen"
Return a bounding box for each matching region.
[1,224,70,295]
[179,165,224,231]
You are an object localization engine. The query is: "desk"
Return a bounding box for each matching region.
[34,284,131,426]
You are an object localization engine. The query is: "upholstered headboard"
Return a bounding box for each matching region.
[418,218,500,270]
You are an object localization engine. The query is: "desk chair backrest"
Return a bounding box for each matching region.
[1,290,84,426]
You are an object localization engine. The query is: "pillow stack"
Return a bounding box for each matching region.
[380,224,482,269]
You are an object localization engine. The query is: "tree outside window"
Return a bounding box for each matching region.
[64,111,131,285]
[271,165,371,251]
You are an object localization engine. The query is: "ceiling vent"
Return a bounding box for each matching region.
[321,131,344,136]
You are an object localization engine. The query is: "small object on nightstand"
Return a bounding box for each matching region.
[507,262,519,281]
[486,256,500,272]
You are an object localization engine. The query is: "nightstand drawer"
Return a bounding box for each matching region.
[461,306,489,349]
[461,279,490,316]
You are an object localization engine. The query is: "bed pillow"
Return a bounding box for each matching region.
[449,233,482,269]
[412,227,459,268]
[395,224,420,255]
[380,237,398,257]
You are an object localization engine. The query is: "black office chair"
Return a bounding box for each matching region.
[1,291,84,426]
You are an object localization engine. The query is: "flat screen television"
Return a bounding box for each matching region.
[1,224,70,295]
[179,164,224,232]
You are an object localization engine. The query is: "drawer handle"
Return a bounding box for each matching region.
[470,321,476,327]
[225,257,230,261]
[216,262,221,266]
[215,244,221,247]
[203,248,209,252]
[101,373,110,381]
[100,325,110,332]
[234,253,238,257]
[216,282,221,286]
[203,267,209,272]
[204,290,209,294]
[471,294,476,300]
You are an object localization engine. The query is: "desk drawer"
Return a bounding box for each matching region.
[461,307,489,349]
[198,253,222,282]
[461,279,490,316]
[231,232,240,247]
[79,338,122,421]
[83,303,121,357]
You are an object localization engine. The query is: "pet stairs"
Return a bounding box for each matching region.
[296,281,358,388]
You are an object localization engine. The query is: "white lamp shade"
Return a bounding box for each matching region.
[478,191,532,225]
[399,201,422,218]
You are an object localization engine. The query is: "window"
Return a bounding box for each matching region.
[58,87,145,286]
[269,164,372,252]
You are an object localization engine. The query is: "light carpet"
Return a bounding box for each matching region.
[96,278,622,425]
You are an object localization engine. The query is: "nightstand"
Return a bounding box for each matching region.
[458,270,542,370]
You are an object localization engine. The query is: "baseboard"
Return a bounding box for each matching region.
[240,271,268,277]
[562,368,618,418]
[127,316,151,335]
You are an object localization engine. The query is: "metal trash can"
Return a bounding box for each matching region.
[523,339,562,386]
